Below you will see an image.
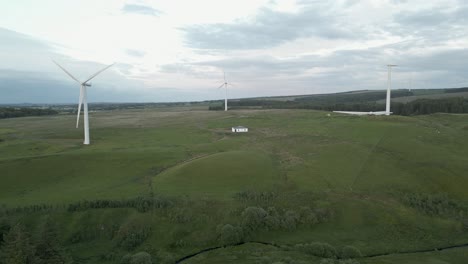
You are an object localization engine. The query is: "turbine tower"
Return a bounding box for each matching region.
[386,64,397,115]
[53,60,114,145]
[217,71,232,111]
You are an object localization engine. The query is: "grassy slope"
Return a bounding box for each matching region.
[1,109,468,263]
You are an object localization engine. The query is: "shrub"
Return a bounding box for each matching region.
[296,242,337,258]
[216,224,244,245]
[114,221,151,250]
[281,210,300,231]
[241,207,267,232]
[340,246,362,259]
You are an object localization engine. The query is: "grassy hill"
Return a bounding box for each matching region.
[1,108,468,263]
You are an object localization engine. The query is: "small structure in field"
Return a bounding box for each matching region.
[232,126,248,133]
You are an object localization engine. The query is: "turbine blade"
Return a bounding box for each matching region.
[84,63,114,84]
[223,71,226,82]
[52,60,81,84]
[217,83,224,89]
[76,87,83,128]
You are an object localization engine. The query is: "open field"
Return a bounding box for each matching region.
[1,108,468,263]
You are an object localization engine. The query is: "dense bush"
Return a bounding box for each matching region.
[114,221,152,250]
[295,242,337,258]
[340,246,362,259]
[234,190,278,204]
[241,207,268,232]
[281,210,300,231]
[401,192,466,218]
[240,205,333,233]
[216,224,244,245]
[67,196,174,212]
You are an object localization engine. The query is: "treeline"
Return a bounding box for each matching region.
[392,97,468,115]
[0,218,72,264]
[216,205,333,246]
[401,192,467,220]
[210,96,468,116]
[0,107,58,119]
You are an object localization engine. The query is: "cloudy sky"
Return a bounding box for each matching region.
[1,0,467,103]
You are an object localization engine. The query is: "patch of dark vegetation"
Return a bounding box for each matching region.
[0,107,59,119]
[295,242,338,258]
[1,204,59,216]
[114,220,152,250]
[401,192,467,219]
[216,205,333,246]
[67,196,174,212]
[121,251,153,264]
[234,190,278,204]
[0,220,73,263]
[444,87,468,93]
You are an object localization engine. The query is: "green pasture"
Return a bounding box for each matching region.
[1,109,468,263]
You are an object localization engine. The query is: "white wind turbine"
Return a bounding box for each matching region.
[217,71,233,111]
[53,60,114,145]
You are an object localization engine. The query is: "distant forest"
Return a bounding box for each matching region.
[0,107,58,119]
[210,89,468,116]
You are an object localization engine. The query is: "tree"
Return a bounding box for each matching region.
[1,223,38,264]
[35,217,71,264]
[241,207,267,232]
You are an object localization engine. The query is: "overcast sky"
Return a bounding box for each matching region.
[1,0,467,103]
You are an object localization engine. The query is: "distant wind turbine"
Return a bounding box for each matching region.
[333,64,398,116]
[53,60,114,145]
[386,64,397,115]
[217,71,233,111]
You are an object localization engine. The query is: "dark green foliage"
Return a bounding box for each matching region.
[0,107,58,119]
[0,223,38,264]
[67,196,174,213]
[298,207,319,225]
[265,207,281,230]
[392,97,468,115]
[234,190,278,204]
[340,246,362,259]
[34,217,71,264]
[2,204,56,216]
[121,252,152,264]
[295,242,337,258]
[241,207,268,232]
[216,224,244,245]
[0,219,11,248]
[169,208,193,223]
[281,210,300,231]
[338,259,360,264]
[240,205,332,233]
[401,192,466,218]
[114,221,152,250]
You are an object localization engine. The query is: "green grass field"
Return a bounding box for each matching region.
[1,108,468,263]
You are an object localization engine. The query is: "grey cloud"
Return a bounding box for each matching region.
[122,4,161,16]
[182,5,357,50]
[391,5,468,40]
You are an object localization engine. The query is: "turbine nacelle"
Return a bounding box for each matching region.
[83,82,92,87]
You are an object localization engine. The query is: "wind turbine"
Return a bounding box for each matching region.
[53,60,114,145]
[217,71,232,111]
[386,64,397,115]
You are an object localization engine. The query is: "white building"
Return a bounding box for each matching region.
[232,126,248,133]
